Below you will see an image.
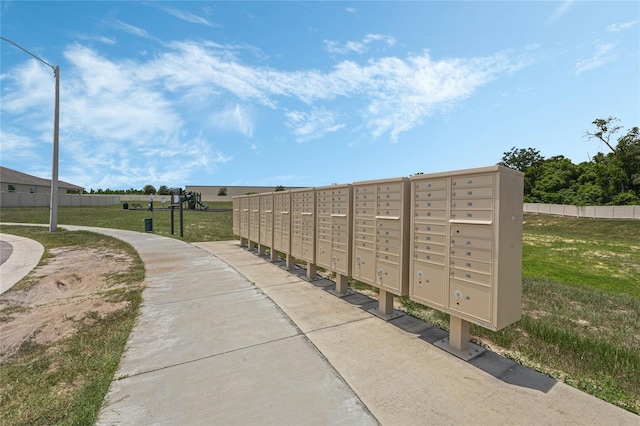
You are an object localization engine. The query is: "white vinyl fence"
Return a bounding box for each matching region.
[524,203,640,219]
[0,193,120,208]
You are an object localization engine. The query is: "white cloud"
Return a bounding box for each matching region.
[606,20,639,32]
[1,37,527,187]
[285,108,345,142]
[573,42,617,75]
[346,7,357,14]
[324,34,397,55]
[113,19,153,39]
[210,104,254,137]
[162,7,216,27]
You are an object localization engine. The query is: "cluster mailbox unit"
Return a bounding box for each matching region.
[410,165,524,357]
[291,188,317,280]
[273,191,294,269]
[352,177,411,319]
[231,165,523,360]
[315,184,353,296]
[248,194,261,251]
[259,192,277,261]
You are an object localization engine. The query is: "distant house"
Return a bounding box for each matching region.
[0,166,84,194]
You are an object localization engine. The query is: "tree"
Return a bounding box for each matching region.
[143,184,156,195]
[586,117,640,195]
[498,146,545,200]
[158,185,170,195]
[529,156,579,204]
[274,185,285,192]
[217,187,227,196]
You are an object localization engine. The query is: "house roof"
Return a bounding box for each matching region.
[0,166,85,190]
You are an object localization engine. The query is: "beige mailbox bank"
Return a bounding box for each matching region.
[232,165,523,361]
[410,165,523,359]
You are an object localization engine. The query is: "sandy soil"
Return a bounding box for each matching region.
[0,246,137,363]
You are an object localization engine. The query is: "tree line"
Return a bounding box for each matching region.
[499,117,639,205]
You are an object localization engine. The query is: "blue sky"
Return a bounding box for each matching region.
[1,1,638,191]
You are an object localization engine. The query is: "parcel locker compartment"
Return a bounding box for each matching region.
[414,189,448,200]
[450,267,492,286]
[451,186,493,199]
[331,248,349,274]
[450,247,492,263]
[450,236,492,250]
[449,280,492,323]
[414,178,447,191]
[317,244,331,267]
[450,224,493,239]
[353,248,376,283]
[451,198,493,210]
[375,259,402,293]
[414,199,447,210]
[414,223,446,235]
[413,232,446,245]
[292,239,303,257]
[451,174,493,188]
[301,243,314,261]
[450,209,493,222]
[412,251,446,265]
[450,257,492,275]
[414,208,447,221]
[411,262,446,307]
[415,242,446,255]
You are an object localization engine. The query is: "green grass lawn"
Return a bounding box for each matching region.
[0,207,638,414]
[0,202,234,243]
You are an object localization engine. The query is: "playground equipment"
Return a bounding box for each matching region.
[184,191,209,210]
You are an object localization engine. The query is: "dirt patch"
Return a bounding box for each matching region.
[0,247,137,362]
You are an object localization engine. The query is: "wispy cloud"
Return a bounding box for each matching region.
[113,19,153,39]
[285,108,345,142]
[162,7,217,27]
[606,20,639,32]
[573,41,617,75]
[210,104,254,137]
[548,0,574,23]
[325,34,397,55]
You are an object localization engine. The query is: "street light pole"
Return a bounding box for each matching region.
[0,36,60,232]
[50,66,60,232]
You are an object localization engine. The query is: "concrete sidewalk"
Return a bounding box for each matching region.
[0,232,44,295]
[1,225,637,424]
